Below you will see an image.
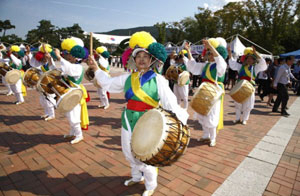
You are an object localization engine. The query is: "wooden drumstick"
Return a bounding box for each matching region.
[90,32,93,55]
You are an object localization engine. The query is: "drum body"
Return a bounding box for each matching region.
[23,67,41,88]
[191,82,223,115]
[0,63,21,84]
[37,70,83,113]
[131,108,190,167]
[166,65,190,86]
[229,80,255,103]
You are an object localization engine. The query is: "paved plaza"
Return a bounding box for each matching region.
[0,67,299,196]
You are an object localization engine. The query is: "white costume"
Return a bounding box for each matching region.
[9,54,24,103]
[97,56,109,108]
[29,54,56,118]
[228,57,267,122]
[186,55,227,143]
[0,58,13,95]
[94,69,189,192]
[60,58,83,140]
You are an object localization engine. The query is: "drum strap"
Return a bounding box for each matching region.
[67,67,84,85]
[41,64,49,73]
[131,71,159,108]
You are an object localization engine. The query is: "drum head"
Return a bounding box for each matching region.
[178,71,190,86]
[5,69,21,84]
[229,80,245,95]
[131,109,169,161]
[56,88,83,113]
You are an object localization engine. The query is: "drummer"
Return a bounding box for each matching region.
[94,46,110,109]
[173,50,190,109]
[87,31,188,196]
[7,45,27,105]
[0,50,14,96]
[29,44,57,121]
[228,46,267,125]
[53,38,89,144]
[184,38,227,147]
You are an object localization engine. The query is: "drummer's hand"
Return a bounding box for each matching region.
[87,55,99,72]
[54,49,61,61]
[202,39,210,49]
[44,52,51,61]
[184,42,190,51]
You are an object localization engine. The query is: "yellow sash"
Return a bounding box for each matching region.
[131,72,159,108]
[205,65,224,131]
[244,65,252,78]
[20,70,27,97]
[69,81,89,129]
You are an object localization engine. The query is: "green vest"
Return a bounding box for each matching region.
[121,75,159,131]
[66,67,84,85]
[11,63,22,70]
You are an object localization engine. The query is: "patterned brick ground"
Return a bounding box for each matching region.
[263,121,300,196]
[0,67,299,196]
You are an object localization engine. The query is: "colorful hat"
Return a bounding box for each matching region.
[10,45,25,57]
[61,38,86,59]
[122,31,167,72]
[179,49,188,57]
[35,44,57,61]
[240,47,257,63]
[96,46,110,58]
[201,38,228,60]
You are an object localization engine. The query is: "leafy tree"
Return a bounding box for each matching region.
[154,22,167,44]
[0,20,16,37]
[0,34,23,44]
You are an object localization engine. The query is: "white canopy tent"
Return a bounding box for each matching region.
[227,34,273,59]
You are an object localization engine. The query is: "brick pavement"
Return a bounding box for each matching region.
[0,67,299,196]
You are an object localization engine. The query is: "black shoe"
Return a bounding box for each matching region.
[286,107,289,110]
[259,94,264,101]
[281,111,290,116]
[272,109,280,113]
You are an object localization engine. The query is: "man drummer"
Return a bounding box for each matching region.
[172,50,190,109]
[87,31,188,196]
[53,38,89,144]
[7,45,27,105]
[29,44,56,121]
[228,46,267,125]
[94,46,110,109]
[0,50,14,96]
[185,38,227,147]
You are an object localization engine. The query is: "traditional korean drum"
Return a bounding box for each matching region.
[229,80,255,103]
[131,108,190,167]
[37,69,83,113]
[166,65,190,86]
[23,67,41,88]
[0,62,21,84]
[191,82,224,115]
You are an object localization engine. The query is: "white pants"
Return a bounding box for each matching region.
[173,84,189,109]
[39,94,55,117]
[2,77,13,94]
[97,87,109,107]
[10,79,24,103]
[234,92,255,121]
[121,128,158,190]
[195,99,221,141]
[65,104,82,138]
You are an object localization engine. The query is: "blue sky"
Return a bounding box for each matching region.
[0,0,239,38]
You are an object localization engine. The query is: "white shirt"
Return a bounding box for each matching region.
[274,64,295,87]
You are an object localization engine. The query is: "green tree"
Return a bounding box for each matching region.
[154,22,167,44]
[0,34,23,44]
[0,20,16,37]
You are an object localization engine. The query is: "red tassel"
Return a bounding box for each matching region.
[241,55,246,63]
[35,51,45,61]
[107,92,110,99]
[202,48,207,57]
[82,125,88,131]
[85,92,90,102]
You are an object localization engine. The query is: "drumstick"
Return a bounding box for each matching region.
[90,32,93,56]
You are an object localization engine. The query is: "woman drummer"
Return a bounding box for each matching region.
[228,46,267,125]
[87,31,188,196]
[29,44,57,121]
[184,38,228,147]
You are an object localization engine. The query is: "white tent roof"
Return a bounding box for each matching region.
[230,36,246,58]
[86,32,130,45]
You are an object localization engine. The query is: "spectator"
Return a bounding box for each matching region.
[272,56,298,116]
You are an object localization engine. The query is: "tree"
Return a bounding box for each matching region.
[0,34,23,45]
[154,22,167,44]
[26,20,60,48]
[0,20,16,37]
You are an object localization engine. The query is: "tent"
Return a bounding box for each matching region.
[280,49,300,59]
[228,34,273,59]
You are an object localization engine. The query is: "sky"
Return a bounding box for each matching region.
[0,0,242,39]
